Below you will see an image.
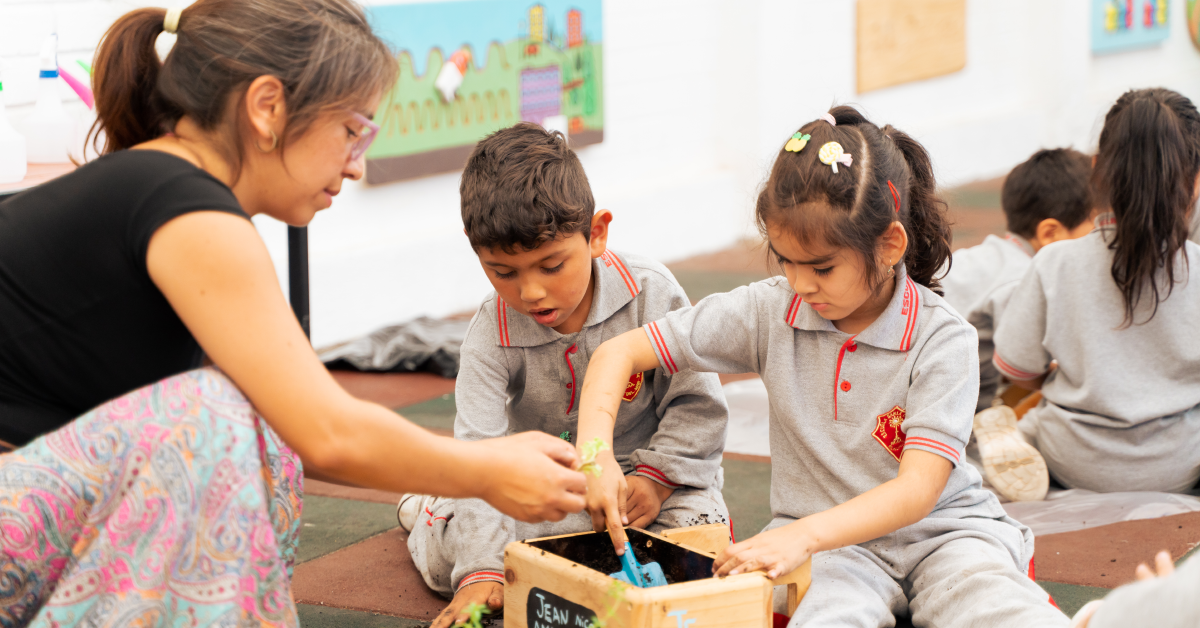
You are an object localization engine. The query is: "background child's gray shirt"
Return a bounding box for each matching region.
[443,250,728,589]
[993,215,1200,492]
[644,270,1010,525]
[941,234,1034,411]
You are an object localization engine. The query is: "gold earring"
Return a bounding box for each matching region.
[887,266,895,277]
[257,130,278,153]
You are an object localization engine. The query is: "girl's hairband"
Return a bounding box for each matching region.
[164,7,182,33]
[887,180,900,213]
[820,113,837,126]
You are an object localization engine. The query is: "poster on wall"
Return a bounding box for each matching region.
[365,0,604,185]
[856,0,966,94]
[1092,0,1170,54]
[1189,0,1200,50]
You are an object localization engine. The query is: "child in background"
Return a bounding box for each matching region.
[988,88,1200,498]
[401,123,730,628]
[942,148,1096,414]
[576,108,1067,627]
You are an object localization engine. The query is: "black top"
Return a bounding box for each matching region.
[0,150,248,444]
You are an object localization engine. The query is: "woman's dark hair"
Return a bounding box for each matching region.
[755,105,953,294]
[1093,88,1200,326]
[90,0,397,173]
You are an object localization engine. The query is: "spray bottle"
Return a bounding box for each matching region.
[22,34,73,164]
[0,66,28,184]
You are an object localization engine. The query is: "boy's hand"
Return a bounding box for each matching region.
[473,432,586,523]
[625,475,674,529]
[713,521,814,579]
[585,450,630,553]
[433,581,503,628]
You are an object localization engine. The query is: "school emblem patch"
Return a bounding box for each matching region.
[873,406,907,461]
[623,372,644,402]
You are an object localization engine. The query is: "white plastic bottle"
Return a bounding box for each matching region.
[0,67,28,184]
[22,34,72,164]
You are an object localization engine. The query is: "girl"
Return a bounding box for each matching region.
[986,88,1200,496]
[575,108,1067,627]
[0,1,583,624]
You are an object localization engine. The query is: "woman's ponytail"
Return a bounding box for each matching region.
[884,126,953,295]
[1094,88,1200,326]
[90,8,172,153]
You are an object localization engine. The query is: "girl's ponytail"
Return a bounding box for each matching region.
[884,126,953,294]
[90,8,171,153]
[1094,88,1200,326]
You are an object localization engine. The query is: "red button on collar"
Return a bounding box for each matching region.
[840,380,851,392]
[847,343,857,352]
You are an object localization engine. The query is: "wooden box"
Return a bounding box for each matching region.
[503,525,810,628]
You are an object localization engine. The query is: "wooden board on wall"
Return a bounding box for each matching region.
[857,0,966,93]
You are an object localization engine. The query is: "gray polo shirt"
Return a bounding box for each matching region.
[941,234,1034,411]
[644,270,1006,523]
[455,249,729,486]
[993,215,1200,426]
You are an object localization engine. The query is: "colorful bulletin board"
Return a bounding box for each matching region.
[856,0,966,94]
[1189,0,1200,50]
[365,0,604,185]
[1092,0,1170,54]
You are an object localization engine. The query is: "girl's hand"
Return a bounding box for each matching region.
[473,432,587,523]
[585,450,630,553]
[713,522,814,579]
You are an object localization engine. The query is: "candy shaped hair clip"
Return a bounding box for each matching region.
[818,142,853,174]
[785,132,811,152]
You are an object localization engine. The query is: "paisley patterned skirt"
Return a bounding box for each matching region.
[0,368,304,627]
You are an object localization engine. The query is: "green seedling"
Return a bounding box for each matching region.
[453,602,491,628]
[579,437,609,477]
[590,580,629,628]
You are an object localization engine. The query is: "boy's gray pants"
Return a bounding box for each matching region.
[776,514,1069,628]
[408,481,729,597]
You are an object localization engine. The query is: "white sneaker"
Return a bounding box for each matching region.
[397,494,442,531]
[973,406,1049,502]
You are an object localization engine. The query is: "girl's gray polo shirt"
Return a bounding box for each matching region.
[994,216,1200,426]
[643,270,1004,522]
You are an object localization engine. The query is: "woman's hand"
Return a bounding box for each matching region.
[585,450,630,553]
[714,521,814,579]
[473,432,587,523]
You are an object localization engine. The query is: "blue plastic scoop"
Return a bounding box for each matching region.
[609,541,667,588]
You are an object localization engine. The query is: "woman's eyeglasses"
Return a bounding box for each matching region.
[348,112,380,162]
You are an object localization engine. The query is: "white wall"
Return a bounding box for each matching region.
[4,0,1200,347]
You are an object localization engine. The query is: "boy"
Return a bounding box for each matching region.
[941,148,1095,503]
[401,124,730,628]
[942,148,1096,413]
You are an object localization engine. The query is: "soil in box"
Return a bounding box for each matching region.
[525,528,715,584]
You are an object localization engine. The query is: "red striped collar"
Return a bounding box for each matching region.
[784,269,922,352]
[1002,232,1035,257]
[1094,212,1116,229]
[495,250,642,347]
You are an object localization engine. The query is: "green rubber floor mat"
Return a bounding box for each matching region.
[397,393,457,432]
[299,604,429,628]
[1036,581,1109,618]
[298,495,399,564]
[722,457,773,543]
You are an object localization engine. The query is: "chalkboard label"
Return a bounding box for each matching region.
[528,587,598,628]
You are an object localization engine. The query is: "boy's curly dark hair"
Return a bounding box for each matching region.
[461,123,595,253]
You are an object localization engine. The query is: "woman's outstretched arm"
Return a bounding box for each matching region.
[147,211,586,523]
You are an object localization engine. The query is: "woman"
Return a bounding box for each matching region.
[0,0,585,624]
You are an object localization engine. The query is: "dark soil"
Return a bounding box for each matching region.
[525,528,715,585]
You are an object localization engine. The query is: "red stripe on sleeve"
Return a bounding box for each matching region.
[457,571,506,590]
[635,465,681,488]
[646,322,678,374]
[905,437,960,462]
[993,352,1044,381]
